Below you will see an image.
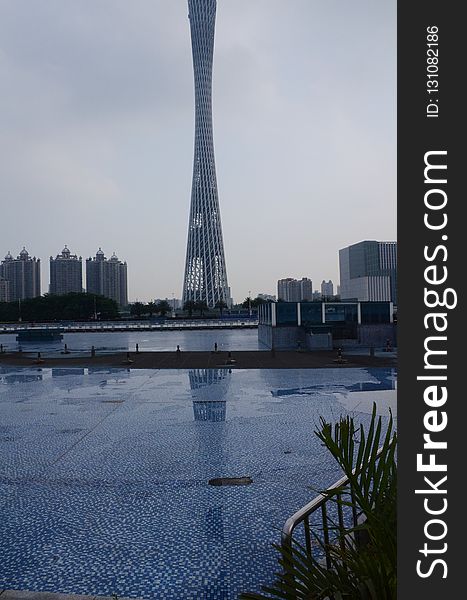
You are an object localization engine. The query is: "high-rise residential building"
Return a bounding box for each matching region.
[49,246,83,295]
[277,279,292,302]
[182,0,230,309]
[86,248,128,307]
[321,280,334,298]
[277,278,313,302]
[339,240,397,303]
[0,277,9,303]
[0,248,41,301]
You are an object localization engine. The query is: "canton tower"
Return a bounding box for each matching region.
[182,0,230,309]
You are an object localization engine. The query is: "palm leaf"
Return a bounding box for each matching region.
[240,403,397,600]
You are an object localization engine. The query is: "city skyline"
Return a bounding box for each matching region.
[1,242,348,305]
[0,246,129,306]
[0,1,396,302]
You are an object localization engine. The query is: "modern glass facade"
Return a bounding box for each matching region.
[360,301,392,324]
[300,302,322,325]
[325,303,358,323]
[276,302,298,326]
[258,301,395,349]
[339,241,397,304]
[182,0,230,309]
[258,301,393,328]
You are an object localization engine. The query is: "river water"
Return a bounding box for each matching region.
[0,328,262,356]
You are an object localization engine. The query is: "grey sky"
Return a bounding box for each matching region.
[0,0,396,303]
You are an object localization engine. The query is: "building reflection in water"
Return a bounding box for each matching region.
[0,368,43,384]
[189,368,231,422]
[86,367,131,388]
[87,367,130,376]
[193,401,226,422]
[265,367,397,398]
[52,369,85,378]
[189,368,230,591]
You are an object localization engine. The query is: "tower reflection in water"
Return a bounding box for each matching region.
[189,368,231,422]
[188,367,231,593]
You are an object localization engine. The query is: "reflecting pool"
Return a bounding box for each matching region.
[0,367,396,599]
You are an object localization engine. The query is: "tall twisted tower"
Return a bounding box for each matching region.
[182,0,230,309]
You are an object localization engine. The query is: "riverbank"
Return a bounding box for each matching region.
[0,349,397,370]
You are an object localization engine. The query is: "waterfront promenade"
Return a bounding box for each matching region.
[0,349,396,370]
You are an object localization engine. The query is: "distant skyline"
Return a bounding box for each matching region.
[0,0,396,303]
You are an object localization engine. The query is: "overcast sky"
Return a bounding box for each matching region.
[0,0,396,303]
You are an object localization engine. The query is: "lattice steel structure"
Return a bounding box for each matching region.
[182,0,230,309]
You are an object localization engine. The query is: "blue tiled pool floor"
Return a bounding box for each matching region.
[0,367,396,599]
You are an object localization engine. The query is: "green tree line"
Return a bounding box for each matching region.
[129,300,173,318]
[0,293,119,322]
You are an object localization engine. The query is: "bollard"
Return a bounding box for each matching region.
[136,343,139,354]
[214,342,218,353]
[91,345,96,358]
[333,347,347,364]
[124,351,133,365]
[0,344,3,354]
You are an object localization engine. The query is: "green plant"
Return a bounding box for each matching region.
[240,404,397,599]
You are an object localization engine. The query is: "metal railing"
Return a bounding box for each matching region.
[0,319,259,334]
[282,446,385,570]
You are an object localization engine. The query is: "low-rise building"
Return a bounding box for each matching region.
[258,300,395,350]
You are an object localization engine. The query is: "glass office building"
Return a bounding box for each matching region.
[339,241,397,304]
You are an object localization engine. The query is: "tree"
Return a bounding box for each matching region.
[242,296,265,310]
[241,297,252,310]
[130,302,145,318]
[194,300,208,316]
[0,293,119,322]
[253,296,266,307]
[183,300,195,317]
[156,300,172,316]
[147,301,157,317]
[215,300,228,317]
